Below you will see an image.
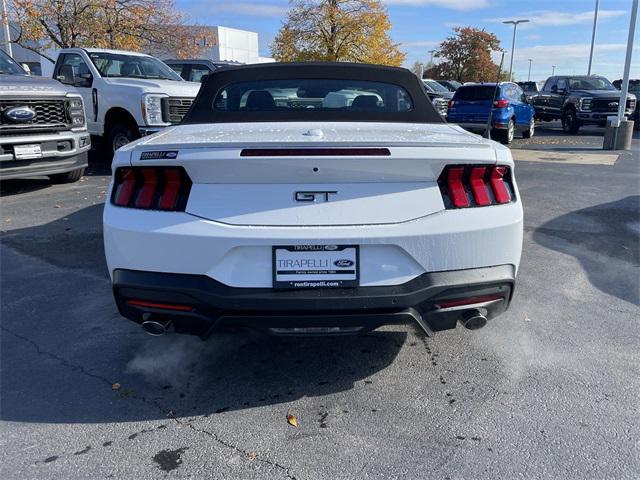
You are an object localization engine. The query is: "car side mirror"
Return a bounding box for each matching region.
[77,72,93,88]
[199,74,209,84]
[56,65,75,85]
[550,85,558,93]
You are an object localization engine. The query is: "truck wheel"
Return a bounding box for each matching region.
[562,108,580,134]
[49,168,85,184]
[109,123,139,153]
[522,118,535,139]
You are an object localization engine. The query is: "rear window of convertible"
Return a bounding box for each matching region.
[212,79,414,113]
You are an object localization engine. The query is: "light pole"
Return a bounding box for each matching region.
[588,0,600,75]
[1,0,12,57]
[503,19,530,80]
[552,65,556,76]
[527,59,532,81]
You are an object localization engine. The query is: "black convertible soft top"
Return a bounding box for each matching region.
[182,62,444,124]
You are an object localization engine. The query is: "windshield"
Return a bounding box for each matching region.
[0,50,26,75]
[567,77,615,91]
[213,79,413,113]
[423,80,449,93]
[88,52,182,81]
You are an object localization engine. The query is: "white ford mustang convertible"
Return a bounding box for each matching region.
[103,62,523,338]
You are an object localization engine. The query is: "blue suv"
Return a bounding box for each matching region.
[447,82,535,144]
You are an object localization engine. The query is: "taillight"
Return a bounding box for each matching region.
[493,99,509,108]
[438,165,514,209]
[448,99,455,108]
[111,167,192,211]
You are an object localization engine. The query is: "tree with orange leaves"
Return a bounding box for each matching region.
[9,0,215,62]
[272,0,405,66]
[425,27,506,83]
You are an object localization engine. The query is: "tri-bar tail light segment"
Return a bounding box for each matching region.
[438,165,515,208]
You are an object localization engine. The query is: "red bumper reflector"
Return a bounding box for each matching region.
[126,300,194,312]
[469,166,491,206]
[135,169,158,209]
[446,167,469,208]
[435,294,504,309]
[490,166,511,204]
[114,169,137,206]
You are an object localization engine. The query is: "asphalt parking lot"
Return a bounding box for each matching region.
[1,122,639,479]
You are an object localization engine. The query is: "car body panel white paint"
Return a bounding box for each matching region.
[105,121,522,288]
[131,122,495,149]
[104,198,523,287]
[186,182,444,226]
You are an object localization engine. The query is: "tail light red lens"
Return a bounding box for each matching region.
[493,99,509,108]
[489,166,511,204]
[112,167,192,211]
[446,166,468,208]
[438,165,514,209]
[448,99,455,108]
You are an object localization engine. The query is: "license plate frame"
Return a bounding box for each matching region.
[272,245,359,289]
[14,144,43,160]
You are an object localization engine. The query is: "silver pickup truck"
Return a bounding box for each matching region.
[0,49,90,183]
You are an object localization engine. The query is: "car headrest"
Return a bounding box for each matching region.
[351,95,379,110]
[245,90,275,110]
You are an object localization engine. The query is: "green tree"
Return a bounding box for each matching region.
[272,0,405,66]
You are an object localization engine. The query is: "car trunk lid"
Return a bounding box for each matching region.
[130,122,497,226]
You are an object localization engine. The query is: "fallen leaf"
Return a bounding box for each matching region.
[286,413,298,427]
[524,314,531,322]
[111,383,121,390]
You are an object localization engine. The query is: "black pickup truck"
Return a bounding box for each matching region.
[531,75,636,134]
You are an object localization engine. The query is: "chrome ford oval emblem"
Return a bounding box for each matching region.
[608,101,619,108]
[4,106,36,122]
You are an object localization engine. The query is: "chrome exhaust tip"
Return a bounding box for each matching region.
[459,309,488,330]
[141,314,171,336]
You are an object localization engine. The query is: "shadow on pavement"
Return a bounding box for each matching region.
[533,196,639,305]
[1,203,406,424]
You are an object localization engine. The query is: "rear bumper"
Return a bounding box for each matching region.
[114,264,515,336]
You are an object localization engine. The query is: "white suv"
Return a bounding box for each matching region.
[53,49,200,153]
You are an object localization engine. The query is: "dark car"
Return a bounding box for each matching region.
[447,82,535,144]
[531,75,636,134]
[437,80,462,92]
[163,59,242,83]
[613,79,640,129]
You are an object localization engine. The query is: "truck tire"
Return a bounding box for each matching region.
[49,168,85,184]
[562,107,580,134]
[109,123,139,153]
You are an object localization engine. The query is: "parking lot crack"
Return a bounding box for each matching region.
[173,418,298,479]
[2,326,115,387]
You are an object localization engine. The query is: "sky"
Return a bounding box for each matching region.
[176,0,639,82]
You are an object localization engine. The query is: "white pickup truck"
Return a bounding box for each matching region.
[53,49,200,153]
